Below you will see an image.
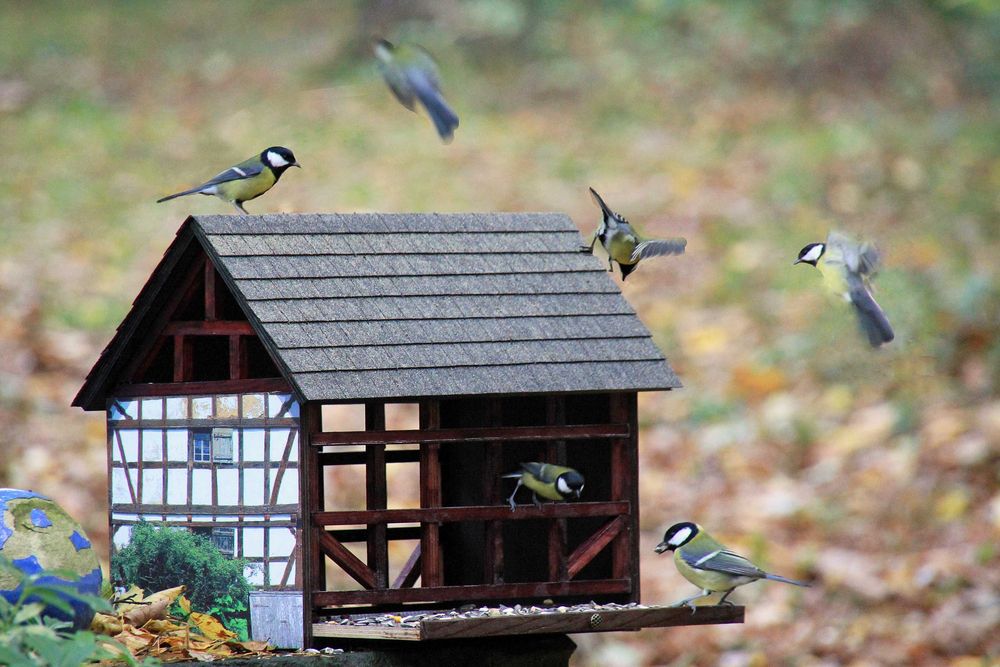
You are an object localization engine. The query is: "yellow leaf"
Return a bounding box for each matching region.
[190,611,237,640]
[90,612,123,636]
[144,585,185,608]
[178,594,192,615]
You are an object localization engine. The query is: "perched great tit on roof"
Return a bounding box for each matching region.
[503,462,584,511]
[374,38,459,143]
[156,146,300,214]
[655,522,810,611]
[581,188,687,281]
[794,231,894,347]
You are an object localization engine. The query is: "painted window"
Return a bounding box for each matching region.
[192,431,212,462]
[211,527,236,558]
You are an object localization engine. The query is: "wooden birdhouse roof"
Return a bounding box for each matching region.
[74,213,680,409]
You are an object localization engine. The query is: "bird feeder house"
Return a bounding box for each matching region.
[74,213,742,649]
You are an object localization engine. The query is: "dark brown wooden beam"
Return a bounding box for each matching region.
[313,500,629,526]
[329,526,421,544]
[310,423,629,447]
[392,544,422,589]
[163,321,255,336]
[204,261,216,321]
[112,503,299,515]
[172,335,188,382]
[300,402,323,647]
[483,398,503,584]
[313,579,631,608]
[566,516,626,580]
[110,418,298,430]
[113,377,289,398]
[317,529,377,589]
[546,396,568,582]
[420,400,443,588]
[365,402,389,590]
[319,449,420,467]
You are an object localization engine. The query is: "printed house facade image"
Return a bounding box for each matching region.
[75,213,740,648]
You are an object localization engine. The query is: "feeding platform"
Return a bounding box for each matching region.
[314,602,744,641]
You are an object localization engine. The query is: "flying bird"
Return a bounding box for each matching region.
[581,187,686,280]
[156,146,299,214]
[655,522,810,611]
[503,462,584,511]
[374,38,459,143]
[794,231,894,347]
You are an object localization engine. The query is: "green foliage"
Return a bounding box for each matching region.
[112,522,251,640]
[0,557,153,667]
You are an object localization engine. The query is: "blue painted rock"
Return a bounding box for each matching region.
[0,489,103,629]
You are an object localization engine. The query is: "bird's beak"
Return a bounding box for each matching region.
[654,542,668,554]
[792,259,802,265]
[292,162,301,169]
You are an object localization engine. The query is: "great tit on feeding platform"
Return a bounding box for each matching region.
[503,463,584,511]
[156,146,300,214]
[794,231,894,347]
[581,188,687,281]
[374,38,459,143]
[655,522,810,611]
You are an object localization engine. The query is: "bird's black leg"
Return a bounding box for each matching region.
[607,257,614,272]
[717,589,736,606]
[532,492,542,508]
[233,201,249,214]
[507,479,523,511]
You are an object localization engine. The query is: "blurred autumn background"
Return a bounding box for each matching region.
[1,1,998,664]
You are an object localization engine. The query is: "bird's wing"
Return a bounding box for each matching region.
[856,242,882,278]
[630,237,687,261]
[409,46,442,89]
[848,275,895,346]
[826,231,879,276]
[518,462,550,482]
[199,159,266,189]
[378,61,416,111]
[679,548,767,579]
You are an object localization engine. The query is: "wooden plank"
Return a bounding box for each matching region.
[483,398,503,584]
[229,334,242,380]
[109,518,294,529]
[112,503,300,515]
[319,449,420,467]
[546,396,568,582]
[609,393,631,590]
[300,403,323,647]
[317,531,377,589]
[310,423,629,447]
[612,392,640,602]
[204,260,216,320]
[113,378,290,398]
[172,335,186,383]
[163,321,255,336]
[313,579,631,608]
[331,526,421,544]
[566,516,625,580]
[110,417,298,429]
[418,605,745,641]
[313,624,421,641]
[392,544,422,589]
[366,402,389,589]
[313,500,629,527]
[268,429,298,506]
[419,400,443,588]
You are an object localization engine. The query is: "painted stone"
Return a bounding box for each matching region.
[0,489,103,629]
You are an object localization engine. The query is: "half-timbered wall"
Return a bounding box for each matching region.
[108,390,301,589]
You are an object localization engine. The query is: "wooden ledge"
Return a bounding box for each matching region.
[313,604,744,641]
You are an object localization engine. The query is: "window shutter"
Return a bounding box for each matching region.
[212,428,234,462]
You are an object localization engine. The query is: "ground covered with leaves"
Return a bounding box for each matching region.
[1,2,998,665]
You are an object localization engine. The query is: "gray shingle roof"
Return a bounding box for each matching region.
[192,213,679,402]
[74,213,679,409]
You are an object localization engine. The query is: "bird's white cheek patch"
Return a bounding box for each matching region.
[802,244,823,262]
[556,478,571,495]
[668,526,692,546]
[266,151,289,167]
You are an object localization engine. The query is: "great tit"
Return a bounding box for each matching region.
[374,38,459,143]
[581,187,687,280]
[156,146,300,214]
[503,463,584,511]
[655,522,810,610]
[794,231,894,347]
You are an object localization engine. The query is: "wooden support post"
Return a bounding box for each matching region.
[172,335,191,383]
[365,402,389,589]
[300,403,323,646]
[419,400,443,588]
[546,396,568,581]
[228,334,242,380]
[483,398,504,583]
[204,261,216,320]
[609,392,639,601]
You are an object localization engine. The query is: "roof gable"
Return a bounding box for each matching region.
[76,213,680,408]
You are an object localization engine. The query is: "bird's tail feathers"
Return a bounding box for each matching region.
[501,472,523,479]
[410,74,458,142]
[156,186,205,203]
[850,284,895,347]
[763,573,810,587]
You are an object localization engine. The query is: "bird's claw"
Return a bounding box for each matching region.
[578,245,593,254]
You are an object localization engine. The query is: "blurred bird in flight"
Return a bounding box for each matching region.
[795,231,894,347]
[374,38,459,143]
[582,187,687,280]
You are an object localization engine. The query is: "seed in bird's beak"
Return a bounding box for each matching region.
[654,543,667,553]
